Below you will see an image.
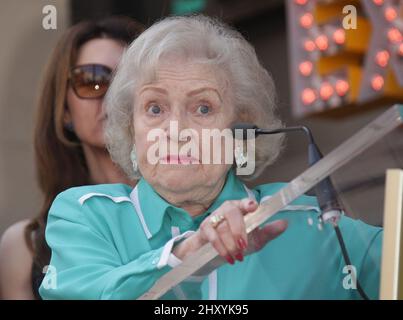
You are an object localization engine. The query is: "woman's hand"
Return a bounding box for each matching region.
[173,198,288,264]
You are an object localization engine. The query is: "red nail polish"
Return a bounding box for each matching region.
[226,255,235,265]
[237,238,247,250]
[236,238,242,250]
[235,253,244,262]
[248,200,255,207]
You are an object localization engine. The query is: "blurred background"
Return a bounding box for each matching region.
[0,0,402,236]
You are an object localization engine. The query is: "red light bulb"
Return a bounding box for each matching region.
[299,61,313,76]
[301,88,317,105]
[303,39,316,52]
[387,28,402,43]
[371,74,384,91]
[333,28,346,45]
[300,13,314,29]
[315,35,329,51]
[319,82,334,100]
[384,6,397,22]
[335,80,349,96]
[375,50,390,67]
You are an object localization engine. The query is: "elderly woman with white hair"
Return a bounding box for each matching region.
[39,15,382,300]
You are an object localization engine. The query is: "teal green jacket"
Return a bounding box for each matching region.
[39,170,382,300]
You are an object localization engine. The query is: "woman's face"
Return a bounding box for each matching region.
[65,38,125,148]
[133,58,235,199]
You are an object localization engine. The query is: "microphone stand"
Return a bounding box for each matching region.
[233,123,370,300]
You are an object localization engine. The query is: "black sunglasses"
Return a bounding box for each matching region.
[69,64,113,99]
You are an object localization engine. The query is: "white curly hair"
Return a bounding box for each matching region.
[104,14,284,181]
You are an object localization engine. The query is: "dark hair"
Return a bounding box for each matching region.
[25,16,144,299]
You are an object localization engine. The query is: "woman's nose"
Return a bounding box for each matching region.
[165,108,189,141]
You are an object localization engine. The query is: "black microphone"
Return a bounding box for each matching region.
[231,122,342,223]
[232,123,314,143]
[231,122,369,300]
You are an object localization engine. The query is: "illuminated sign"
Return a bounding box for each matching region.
[287,0,403,117]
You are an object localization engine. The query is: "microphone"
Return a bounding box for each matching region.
[232,122,370,300]
[232,123,314,143]
[231,122,342,223]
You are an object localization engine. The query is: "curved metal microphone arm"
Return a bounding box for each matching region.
[256,125,314,145]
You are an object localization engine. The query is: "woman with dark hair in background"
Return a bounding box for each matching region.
[0,16,144,299]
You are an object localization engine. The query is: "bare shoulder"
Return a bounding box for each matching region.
[0,219,35,299]
[0,220,32,257]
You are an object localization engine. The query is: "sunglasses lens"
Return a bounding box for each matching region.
[70,64,111,99]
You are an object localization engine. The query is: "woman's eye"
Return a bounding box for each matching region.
[146,104,162,115]
[196,104,211,115]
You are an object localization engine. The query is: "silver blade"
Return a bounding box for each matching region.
[139,104,403,300]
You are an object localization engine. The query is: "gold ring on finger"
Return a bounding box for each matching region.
[210,214,225,228]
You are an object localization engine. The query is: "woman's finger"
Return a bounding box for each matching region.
[216,220,241,261]
[200,218,234,264]
[250,219,288,251]
[200,198,258,264]
[222,198,256,256]
[239,198,258,214]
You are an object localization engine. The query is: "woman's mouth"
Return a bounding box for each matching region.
[160,154,200,165]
